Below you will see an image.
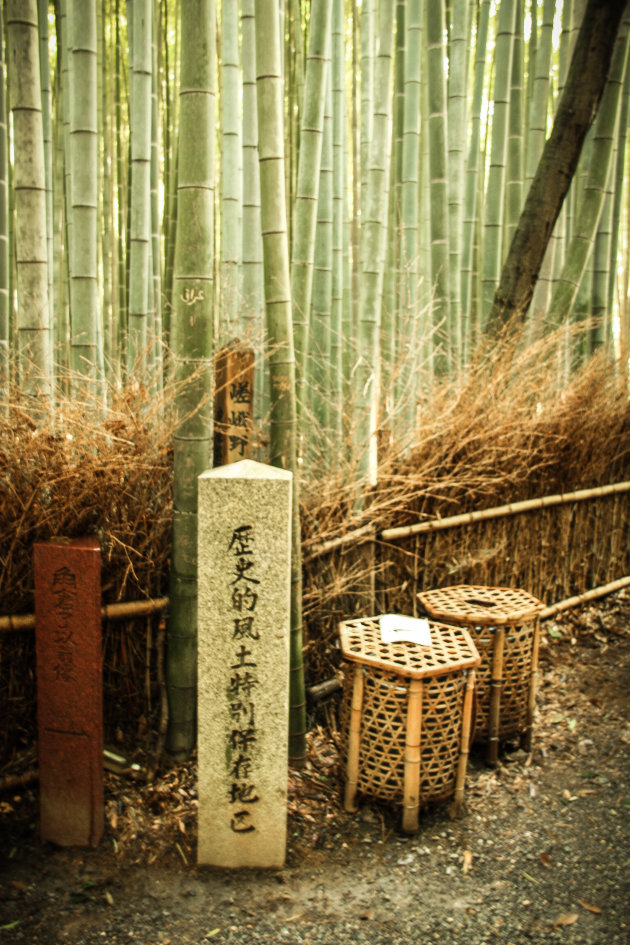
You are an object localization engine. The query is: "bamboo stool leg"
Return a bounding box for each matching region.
[453,668,475,816]
[488,627,505,765]
[344,664,364,813]
[402,678,423,833]
[522,617,540,752]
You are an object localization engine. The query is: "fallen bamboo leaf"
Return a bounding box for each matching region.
[523,872,541,885]
[578,900,602,914]
[105,890,114,906]
[551,913,579,929]
[0,921,21,931]
[204,931,221,939]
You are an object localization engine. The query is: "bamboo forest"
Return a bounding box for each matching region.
[1,0,630,770]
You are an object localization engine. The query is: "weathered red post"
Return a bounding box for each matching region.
[34,538,103,847]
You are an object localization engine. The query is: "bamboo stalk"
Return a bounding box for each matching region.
[344,664,364,813]
[453,668,476,816]
[0,596,169,633]
[305,521,375,560]
[380,481,630,541]
[488,627,505,766]
[0,768,38,792]
[402,677,422,833]
[539,574,630,619]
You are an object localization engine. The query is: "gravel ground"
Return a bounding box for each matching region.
[1,594,629,945]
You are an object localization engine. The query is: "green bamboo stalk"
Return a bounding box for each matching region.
[67,0,100,386]
[52,19,70,384]
[166,0,215,759]
[447,0,469,368]
[127,0,152,376]
[355,0,394,485]
[425,0,451,371]
[349,0,360,381]
[608,37,630,318]
[419,42,433,376]
[360,0,375,218]
[381,0,405,394]
[461,0,490,354]
[255,0,306,765]
[38,0,54,355]
[286,0,304,232]
[160,0,180,337]
[7,0,53,406]
[100,0,114,378]
[481,0,517,323]
[115,0,128,368]
[0,18,9,407]
[504,0,524,255]
[589,185,614,351]
[525,0,555,187]
[149,1,162,387]
[240,0,265,430]
[221,0,242,338]
[397,0,421,421]
[330,0,344,450]
[290,0,331,432]
[309,67,333,450]
[525,0,556,336]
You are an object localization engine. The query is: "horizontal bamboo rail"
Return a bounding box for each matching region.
[539,575,630,619]
[0,596,168,634]
[379,480,630,541]
[304,521,375,560]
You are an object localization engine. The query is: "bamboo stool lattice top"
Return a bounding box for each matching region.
[418,585,543,627]
[339,616,480,679]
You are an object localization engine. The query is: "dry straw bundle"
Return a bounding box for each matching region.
[0,374,174,761]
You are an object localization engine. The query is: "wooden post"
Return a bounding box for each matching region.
[402,678,423,833]
[344,664,364,813]
[453,668,476,815]
[214,342,255,466]
[488,627,505,765]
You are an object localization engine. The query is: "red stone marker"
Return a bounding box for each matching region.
[34,538,103,847]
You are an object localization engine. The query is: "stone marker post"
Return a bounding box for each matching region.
[34,538,103,847]
[197,460,292,868]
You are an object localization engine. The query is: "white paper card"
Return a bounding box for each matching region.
[379,614,432,646]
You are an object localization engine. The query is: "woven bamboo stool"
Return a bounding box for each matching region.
[339,616,480,833]
[417,585,544,765]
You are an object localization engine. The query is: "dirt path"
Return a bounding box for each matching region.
[1,594,629,945]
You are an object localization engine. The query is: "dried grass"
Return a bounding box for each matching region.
[0,371,175,763]
[301,331,630,681]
